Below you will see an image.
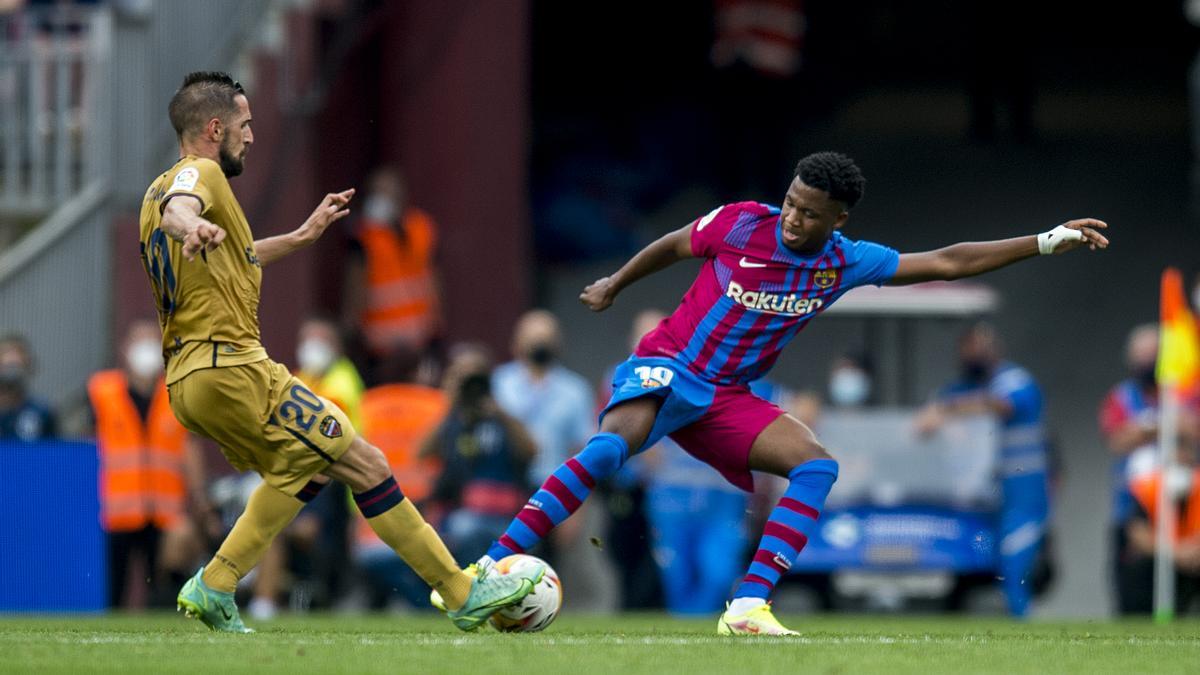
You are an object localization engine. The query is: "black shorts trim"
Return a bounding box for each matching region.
[284,427,335,464]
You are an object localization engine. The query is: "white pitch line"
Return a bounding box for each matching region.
[3,634,1198,648]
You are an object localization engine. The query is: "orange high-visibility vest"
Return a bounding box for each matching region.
[355,383,447,546]
[1129,469,1200,542]
[356,209,438,355]
[88,370,187,532]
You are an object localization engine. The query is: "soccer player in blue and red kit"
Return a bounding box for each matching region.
[481,152,1109,634]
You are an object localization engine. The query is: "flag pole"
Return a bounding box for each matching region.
[1154,371,1178,623]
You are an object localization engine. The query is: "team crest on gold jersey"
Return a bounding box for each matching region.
[813,269,838,289]
[319,415,342,439]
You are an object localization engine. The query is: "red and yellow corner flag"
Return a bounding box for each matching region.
[1157,268,1200,394]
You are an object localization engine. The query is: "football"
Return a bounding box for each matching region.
[487,554,562,633]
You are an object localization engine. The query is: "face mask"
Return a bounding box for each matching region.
[297,339,336,374]
[363,195,397,223]
[829,368,871,407]
[961,360,990,382]
[528,344,557,367]
[0,363,26,391]
[1134,364,1157,389]
[126,341,163,379]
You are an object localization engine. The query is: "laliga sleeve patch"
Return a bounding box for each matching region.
[696,206,722,231]
[319,415,343,438]
[171,167,200,192]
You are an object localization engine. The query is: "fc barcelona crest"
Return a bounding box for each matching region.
[319,415,343,439]
[813,269,838,289]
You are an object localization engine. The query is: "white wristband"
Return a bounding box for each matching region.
[1037,224,1083,255]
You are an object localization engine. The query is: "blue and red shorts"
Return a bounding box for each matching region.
[600,355,785,492]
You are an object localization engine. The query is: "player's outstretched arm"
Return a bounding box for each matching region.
[161,196,226,262]
[887,218,1108,286]
[580,224,695,311]
[254,189,355,267]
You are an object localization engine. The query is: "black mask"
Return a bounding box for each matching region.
[0,364,27,392]
[1135,365,1157,389]
[528,344,557,367]
[961,360,990,382]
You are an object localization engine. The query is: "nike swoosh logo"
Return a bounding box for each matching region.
[739,257,767,268]
[726,619,760,633]
[220,606,232,621]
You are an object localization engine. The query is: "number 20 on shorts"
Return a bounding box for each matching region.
[280,384,325,431]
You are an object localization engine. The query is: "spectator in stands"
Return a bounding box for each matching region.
[88,319,208,608]
[492,310,615,609]
[916,323,1050,617]
[0,334,56,440]
[1122,444,1200,613]
[246,317,368,619]
[493,310,594,485]
[342,166,443,383]
[827,352,875,409]
[1100,323,1200,614]
[422,343,536,562]
[296,315,366,429]
[351,346,449,609]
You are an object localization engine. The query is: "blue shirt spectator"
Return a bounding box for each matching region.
[0,399,57,441]
[492,310,595,484]
[920,323,1048,618]
[939,360,1047,479]
[0,335,57,441]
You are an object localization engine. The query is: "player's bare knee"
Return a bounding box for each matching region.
[784,439,831,470]
[599,397,660,450]
[805,440,832,463]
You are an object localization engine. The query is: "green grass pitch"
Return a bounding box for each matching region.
[1,613,1197,674]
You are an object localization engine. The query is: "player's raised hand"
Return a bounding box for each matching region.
[298,188,356,244]
[1041,218,1109,254]
[580,277,618,312]
[182,222,226,261]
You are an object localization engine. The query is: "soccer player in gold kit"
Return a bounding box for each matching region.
[139,71,539,632]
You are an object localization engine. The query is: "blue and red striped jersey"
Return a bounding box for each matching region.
[636,202,899,385]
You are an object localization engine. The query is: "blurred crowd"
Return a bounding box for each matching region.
[4,170,1200,618]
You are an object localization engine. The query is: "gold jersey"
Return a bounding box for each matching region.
[139,156,267,384]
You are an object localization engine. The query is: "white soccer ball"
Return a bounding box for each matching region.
[487,554,562,633]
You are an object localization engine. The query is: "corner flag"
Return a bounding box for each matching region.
[1153,267,1200,623]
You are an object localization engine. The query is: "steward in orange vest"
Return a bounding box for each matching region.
[346,169,441,358]
[353,383,447,549]
[1129,469,1200,544]
[88,368,188,533]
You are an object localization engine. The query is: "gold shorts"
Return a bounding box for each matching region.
[168,359,355,496]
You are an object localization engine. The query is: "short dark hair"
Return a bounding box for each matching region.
[794,152,866,209]
[167,71,245,141]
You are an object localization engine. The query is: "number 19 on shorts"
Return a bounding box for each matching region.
[635,365,674,389]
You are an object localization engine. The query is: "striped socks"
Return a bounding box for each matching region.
[733,459,838,600]
[487,432,629,561]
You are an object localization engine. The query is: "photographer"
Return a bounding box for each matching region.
[421,344,537,561]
